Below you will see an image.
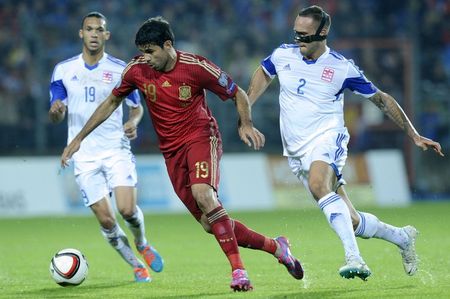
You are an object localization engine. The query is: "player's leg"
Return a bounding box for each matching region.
[191,183,252,291]
[107,152,164,273]
[296,130,370,280]
[200,215,303,279]
[90,198,150,282]
[308,160,370,280]
[75,160,149,282]
[169,136,251,291]
[115,187,164,273]
[337,186,418,275]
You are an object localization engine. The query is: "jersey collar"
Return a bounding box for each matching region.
[83,53,108,70]
[302,46,330,65]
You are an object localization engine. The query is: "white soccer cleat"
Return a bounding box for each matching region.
[339,256,371,281]
[400,225,419,276]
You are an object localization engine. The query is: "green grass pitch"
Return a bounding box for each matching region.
[1,201,450,298]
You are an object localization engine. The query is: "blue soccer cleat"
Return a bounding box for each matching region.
[134,266,151,282]
[137,244,164,273]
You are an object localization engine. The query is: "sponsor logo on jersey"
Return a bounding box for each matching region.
[162,80,172,87]
[282,64,291,71]
[321,67,334,82]
[179,85,192,101]
[71,75,78,81]
[102,71,113,83]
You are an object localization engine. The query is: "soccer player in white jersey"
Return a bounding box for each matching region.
[48,12,164,282]
[247,5,444,280]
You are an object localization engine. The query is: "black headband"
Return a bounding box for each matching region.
[294,11,329,43]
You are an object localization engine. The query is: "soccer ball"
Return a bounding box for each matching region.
[49,248,88,286]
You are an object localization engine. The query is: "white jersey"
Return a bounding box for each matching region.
[50,53,140,161]
[261,45,378,157]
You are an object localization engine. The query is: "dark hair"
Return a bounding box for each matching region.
[81,11,107,29]
[298,5,331,29]
[135,16,175,48]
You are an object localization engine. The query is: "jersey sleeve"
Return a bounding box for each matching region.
[341,61,378,98]
[260,47,281,79]
[112,64,138,99]
[124,90,141,108]
[199,57,238,101]
[49,64,68,106]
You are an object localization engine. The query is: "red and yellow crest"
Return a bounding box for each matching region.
[179,85,192,101]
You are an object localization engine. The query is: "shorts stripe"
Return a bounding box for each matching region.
[355,212,366,236]
[334,133,346,160]
[210,136,219,187]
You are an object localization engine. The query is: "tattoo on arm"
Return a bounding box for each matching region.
[369,92,417,138]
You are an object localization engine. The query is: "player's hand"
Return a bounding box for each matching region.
[238,124,265,150]
[413,135,444,157]
[49,100,66,123]
[50,100,66,114]
[61,139,81,168]
[124,121,138,140]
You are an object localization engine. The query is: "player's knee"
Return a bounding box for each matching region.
[99,216,116,230]
[308,179,331,200]
[118,206,135,219]
[192,189,215,212]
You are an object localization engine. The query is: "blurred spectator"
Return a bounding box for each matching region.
[0,0,448,193]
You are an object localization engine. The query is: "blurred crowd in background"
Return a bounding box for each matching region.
[0,0,449,195]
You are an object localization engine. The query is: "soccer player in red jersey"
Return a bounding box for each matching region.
[61,16,303,291]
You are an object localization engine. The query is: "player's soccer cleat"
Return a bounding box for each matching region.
[134,266,151,282]
[400,225,419,276]
[137,244,164,273]
[274,236,304,279]
[339,256,371,281]
[230,269,253,292]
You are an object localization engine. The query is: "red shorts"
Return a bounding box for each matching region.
[165,135,223,221]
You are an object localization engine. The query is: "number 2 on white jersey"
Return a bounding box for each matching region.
[297,79,306,95]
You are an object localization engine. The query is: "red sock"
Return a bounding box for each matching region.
[207,207,244,270]
[232,219,277,254]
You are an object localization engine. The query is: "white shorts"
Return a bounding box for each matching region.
[74,150,138,207]
[287,128,349,193]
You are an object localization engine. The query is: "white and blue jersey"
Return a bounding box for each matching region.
[50,53,140,162]
[261,45,377,157]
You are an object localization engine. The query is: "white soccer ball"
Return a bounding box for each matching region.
[49,248,88,286]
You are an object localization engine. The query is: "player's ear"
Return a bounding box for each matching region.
[320,26,329,36]
[163,40,172,50]
[104,30,111,41]
[79,29,83,39]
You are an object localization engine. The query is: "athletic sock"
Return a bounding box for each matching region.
[318,192,361,260]
[232,219,277,254]
[207,206,244,270]
[355,211,409,248]
[101,223,142,268]
[124,205,148,247]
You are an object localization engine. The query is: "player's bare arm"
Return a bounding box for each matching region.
[234,86,265,150]
[247,66,273,106]
[124,103,144,140]
[48,99,66,124]
[61,93,125,167]
[369,91,444,156]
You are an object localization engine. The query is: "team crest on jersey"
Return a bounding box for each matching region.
[179,85,192,101]
[102,71,113,83]
[321,67,334,82]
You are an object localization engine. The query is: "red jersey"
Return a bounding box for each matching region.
[112,50,238,156]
